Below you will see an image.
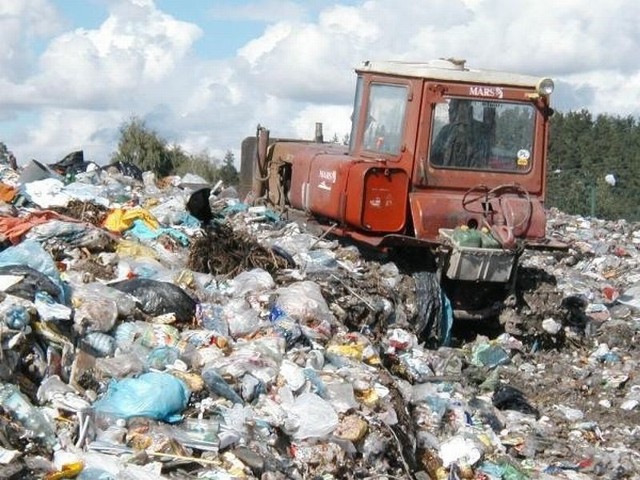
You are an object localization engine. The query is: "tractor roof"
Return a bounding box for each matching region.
[356,59,547,88]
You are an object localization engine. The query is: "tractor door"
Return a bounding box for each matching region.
[344,77,419,233]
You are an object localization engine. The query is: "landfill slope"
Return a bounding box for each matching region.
[0,161,638,479]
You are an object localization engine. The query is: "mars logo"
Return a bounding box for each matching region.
[469,86,504,99]
[319,170,336,183]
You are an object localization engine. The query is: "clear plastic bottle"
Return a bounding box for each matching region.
[0,383,58,449]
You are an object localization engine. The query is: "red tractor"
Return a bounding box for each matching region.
[240,59,564,343]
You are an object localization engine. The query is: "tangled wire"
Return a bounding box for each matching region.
[187,221,290,277]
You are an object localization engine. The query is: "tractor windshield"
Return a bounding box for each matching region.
[362,83,408,155]
[429,98,536,172]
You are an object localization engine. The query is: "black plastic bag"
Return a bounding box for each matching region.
[492,383,539,418]
[48,150,92,176]
[104,161,143,181]
[186,188,213,224]
[0,265,62,302]
[109,278,196,322]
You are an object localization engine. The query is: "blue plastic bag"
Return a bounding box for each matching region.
[93,372,190,423]
[0,239,67,303]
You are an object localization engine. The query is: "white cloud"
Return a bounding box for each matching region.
[239,23,292,66]
[0,0,64,81]
[32,1,202,105]
[291,104,353,142]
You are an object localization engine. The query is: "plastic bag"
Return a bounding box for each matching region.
[71,282,137,318]
[196,303,229,335]
[0,239,67,303]
[34,291,72,321]
[274,281,335,325]
[73,294,118,334]
[148,197,189,226]
[0,264,62,303]
[93,372,190,423]
[287,392,338,440]
[27,220,114,251]
[201,366,243,404]
[223,298,261,338]
[109,278,196,322]
[228,268,275,297]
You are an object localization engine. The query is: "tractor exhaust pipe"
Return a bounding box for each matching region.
[315,122,324,143]
[252,125,270,199]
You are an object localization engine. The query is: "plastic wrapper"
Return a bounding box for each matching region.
[439,433,486,468]
[146,346,180,370]
[196,303,229,335]
[114,256,172,282]
[114,321,181,350]
[287,392,339,440]
[33,291,72,321]
[22,178,69,208]
[27,220,115,251]
[95,350,147,379]
[207,337,283,384]
[268,232,323,257]
[37,375,90,412]
[158,418,220,452]
[326,381,359,413]
[93,372,190,423]
[71,282,138,318]
[299,249,339,274]
[73,295,117,334]
[0,301,32,329]
[201,365,243,404]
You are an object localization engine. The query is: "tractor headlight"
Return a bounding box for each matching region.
[537,77,554,96]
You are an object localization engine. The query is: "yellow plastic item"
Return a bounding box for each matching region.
[43,461,84,480]
[103,207,159,233]
[116,239,158,259]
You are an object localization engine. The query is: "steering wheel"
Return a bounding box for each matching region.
[461,184,490,214]
[462,183,533,231]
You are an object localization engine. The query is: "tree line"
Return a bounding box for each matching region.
[111,117,239,186]
[1,117,240,187]
[547,110,640,222]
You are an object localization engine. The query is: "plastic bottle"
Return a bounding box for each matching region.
[452,226,482,247]
[0,383,58,449]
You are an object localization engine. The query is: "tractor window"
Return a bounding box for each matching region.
[362,83,408,155]
[429,98,535,172]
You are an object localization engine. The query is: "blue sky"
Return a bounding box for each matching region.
[54,1,268,58]
[1,0,640,166]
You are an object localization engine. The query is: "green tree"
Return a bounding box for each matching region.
[547,110,640,221]
[172,150,220,182]
[218,150,239,186]
[111,117,174,177]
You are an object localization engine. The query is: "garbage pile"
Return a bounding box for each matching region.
[0,154,639,479]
